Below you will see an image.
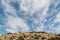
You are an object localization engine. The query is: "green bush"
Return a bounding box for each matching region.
[17,36,24,40]
[49,37,60,40]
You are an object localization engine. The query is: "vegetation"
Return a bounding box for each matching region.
[0,32,60,40]
[49,37,60,40]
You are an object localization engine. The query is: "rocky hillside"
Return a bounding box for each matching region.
[0,32,60,40]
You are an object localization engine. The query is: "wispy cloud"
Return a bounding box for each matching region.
[1,0,51,33]
[54,12,60,23]
[0,0,60,34]
[1,0,30,33]
[6,16,30,32]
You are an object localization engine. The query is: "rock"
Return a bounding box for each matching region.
[0,32,60,40]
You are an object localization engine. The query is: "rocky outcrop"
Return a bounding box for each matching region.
[0,32,60,40]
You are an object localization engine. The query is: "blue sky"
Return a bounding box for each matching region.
[0,0,60,34]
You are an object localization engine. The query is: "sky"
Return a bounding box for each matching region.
[0,0,60,34]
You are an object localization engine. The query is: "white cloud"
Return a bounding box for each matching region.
[1,0,30,33]
[0,0,58,34]
[32,0,50,11]
[20,0,50,15]
[47,11,60,33]
[6,29,18,33]
[1,0,53,33]
[54,12,60,23]
[1,0,16,16]
[53,24,60,33]
[5,16,30,33]
[51,12,60,33]
[35,0,50,32]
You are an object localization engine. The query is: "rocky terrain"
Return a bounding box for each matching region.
[0,32,60,40]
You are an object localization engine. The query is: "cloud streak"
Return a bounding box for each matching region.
[0,0,60,34]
